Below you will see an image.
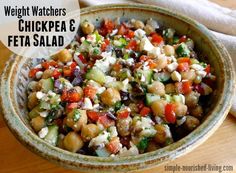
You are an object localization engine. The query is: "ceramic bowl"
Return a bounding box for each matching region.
[0,4,235,173]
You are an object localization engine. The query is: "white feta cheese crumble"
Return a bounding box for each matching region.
[39,111,49,118]
[147,47,161,58]
[122,78,129,86]
[190,64,205,71]
[105,76,116,84]
[97,87,106,94]
[38,127,48,139]
[83,97,93,110]
[35,71,43,79]
[89,131,109,148]
[140,37,154,52]
[140,74,146,82]
[113,40,122,47]
[36,91,45,100]
[134,29,146,39]
[110,29,118,36]
[196,70,207,77]
[166,62,178,72]
[80,37,85,42]
[35,64,42,69]
[171,71,181,82]
[48,90,56,97]
[94,52,116,73]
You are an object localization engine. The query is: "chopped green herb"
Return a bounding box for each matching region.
[114,101,122,111]
[137,137,149,150]
[123,53,129,60]
[176,43,190,57]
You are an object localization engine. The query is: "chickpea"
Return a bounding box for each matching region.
[185,91,200,108]
[117,116,132,137]
[42,69,53,79]
[151,100,167,117]
[184,116,200,131]
[165,83,176,94]
[63,132,84,152]
[148,81,165,96]
[73,86,84,98]
[146,141,160,152]
[133,20,145,29]
[163,45,175,56]
[174,102,188,117]
[154,124,173,145]
[65,109,87,132]
[190,105,203,119]
[31,116,45,132]
[144,24,155,35]
[155,55,168,70]
[101,88,121,106]
[181,70,196,81]
[28,92,39,110]
[81,21,95,35]
[56,49,72,63]
[81,124,100,142]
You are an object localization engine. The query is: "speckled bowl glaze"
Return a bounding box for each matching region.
[0,4,235,173]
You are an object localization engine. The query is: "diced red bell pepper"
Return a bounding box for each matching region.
[205,64,211,74]
[78,54,87,64]
[61,89,81,102]
[101,39,110,52]
[29,68,41,78]
[177,62,189,72]
[87,111,101,122]
[104,19,115,33]
[165,103,176,124]
[125,30,135,39]
[83,85,97,100]
[175,81,192,94]
[151,33,163,45]
[106,137,121,154]
[179,35,187,43]
[177,57,190,64]
[140,106,151,117]
[126,40,137,51]
[52,69,61,79]
[117,109,130,119]
[41,60,58,69]
[70,62,77,70]
[98,115,115,128]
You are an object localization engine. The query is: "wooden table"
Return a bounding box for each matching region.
[1,1,236,172]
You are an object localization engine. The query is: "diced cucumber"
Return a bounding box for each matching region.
[85,67,106,84]
[153,72,170,83]
[44,125,59,146]
[190,58,199,65]
[146,93,160,106]
[164,94,172,103]
[40,101,51,110]
[135,69,153,85]
[176,43,190,57]
[28,105,43,119]
[41,78,54,93]
[95,147,111,157]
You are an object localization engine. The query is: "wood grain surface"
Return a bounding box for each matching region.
[0,1,236,173]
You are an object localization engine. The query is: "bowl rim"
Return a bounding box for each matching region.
[0,3,235,172]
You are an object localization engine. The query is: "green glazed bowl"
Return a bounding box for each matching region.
[0,4,235,173]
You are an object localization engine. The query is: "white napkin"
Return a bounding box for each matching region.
[80,0,236,115]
